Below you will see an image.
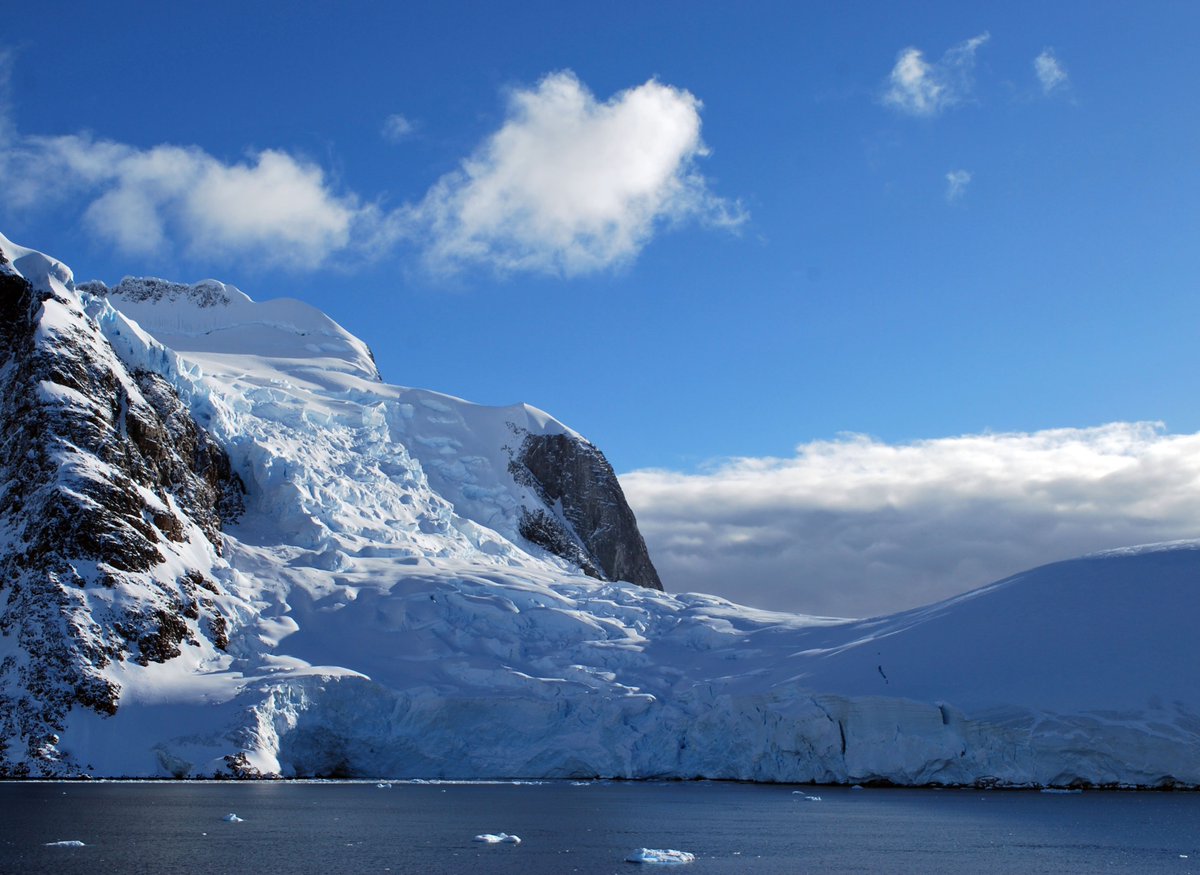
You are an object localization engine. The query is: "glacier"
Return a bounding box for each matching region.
[1,231,1198,786]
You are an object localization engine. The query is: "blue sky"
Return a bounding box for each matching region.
[4,2,1199,613]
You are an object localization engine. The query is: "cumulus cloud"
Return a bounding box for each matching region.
[0,67,741,274]
[381,113,417,142]
[945,169,972,201]
[410,70,745,276]
[1035,48,1069,95]
[621,423,1200,618]
[883,33,990,117]
[2,132,365,269]
[0,50,367,269]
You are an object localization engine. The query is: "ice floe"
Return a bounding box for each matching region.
[626,848,695,864]
[474,833,521,844]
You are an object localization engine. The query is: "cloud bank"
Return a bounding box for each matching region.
[0,65,740,274]
[621,423,1200,618]
[410,71,744,276]
[883,33,990,117]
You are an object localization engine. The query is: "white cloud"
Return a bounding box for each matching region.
[621,423,1200,618]
[0,51,364,269]
[4,132,364,269]
[883,33,990,117]
[945,169,972,201]
[1,68,742,275]
[1035,48,1069,95]
[411,70,745,276]
[381,113,416,142]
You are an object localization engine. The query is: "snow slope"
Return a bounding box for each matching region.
[4,232,1199,785]
[84,273,589,576]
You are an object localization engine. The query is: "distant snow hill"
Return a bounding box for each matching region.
[0,231,1196,787]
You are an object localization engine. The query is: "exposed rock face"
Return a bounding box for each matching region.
[78,276,235,308]
[0,263,240,776]
[509,431,663,590]
[128,369,246,544]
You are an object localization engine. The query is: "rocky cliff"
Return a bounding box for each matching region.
[0,243,239,775]
[510,431,662,590]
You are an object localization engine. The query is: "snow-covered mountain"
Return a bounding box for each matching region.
[1,231,1197,787]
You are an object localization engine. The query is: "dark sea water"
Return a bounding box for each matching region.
[0,781,1196,874]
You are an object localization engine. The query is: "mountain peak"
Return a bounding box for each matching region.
[0,231,75,295]
[85,272,382,383]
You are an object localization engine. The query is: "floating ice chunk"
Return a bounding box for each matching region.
[791,793,822,801]
[377,782,392,788]
[850,785,865,791]
[474,832,521,844]
[1039,788,1082,795]
[625,848,695,864]
[44,840,86,847]
[222,813,244,822]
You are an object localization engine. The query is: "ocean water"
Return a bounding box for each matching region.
[0,781,1196,874]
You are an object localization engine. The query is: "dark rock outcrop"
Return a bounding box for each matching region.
[78,276,235,307]
[509,431,662,591]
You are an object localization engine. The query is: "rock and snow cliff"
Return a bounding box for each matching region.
[1,231,1197,787]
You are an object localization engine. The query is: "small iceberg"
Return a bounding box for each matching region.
[222,813,244,823]
[625,848,695,865]
[376,782,392,788]
[792,792,822,801]
[474,832,521,844]
[44,840,86,847]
